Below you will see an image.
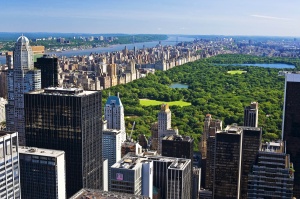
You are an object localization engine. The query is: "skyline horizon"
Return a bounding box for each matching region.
[1,31,300,38]
[2,0,300,37]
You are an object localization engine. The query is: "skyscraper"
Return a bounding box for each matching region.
[6,36,41,145]
[162,134,194,163]
[247,141,294,198]
[34,55,59,88]
[24,87,102,197]
[213,125,243,199]
[282,72,300,197]
[19,147,66,199]
[102,129,122,190]
[104,94,126,142]
[243,102,258,127]
[157,104,178,153]
[0,131,21,198]
[210,125,262,199]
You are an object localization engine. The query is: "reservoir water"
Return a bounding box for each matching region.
[215,63,295,68]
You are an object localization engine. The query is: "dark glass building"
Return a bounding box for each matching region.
[243,102,258,127]
[240,126,262,199]
[34,56,59,88]
[282,73,300,197]
[19,147,66,199]
[162,134,194,161]
[24,87,102,197]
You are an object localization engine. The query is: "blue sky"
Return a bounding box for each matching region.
[1,0,300,36]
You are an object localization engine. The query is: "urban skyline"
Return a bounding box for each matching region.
[1,0,300,36]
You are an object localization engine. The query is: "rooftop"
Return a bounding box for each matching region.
[163,134,193,142]
[18,146,65,158]
[105,95,123,106]
[103,129,122,135]
[28,87,97,96]
[70,189,150,199]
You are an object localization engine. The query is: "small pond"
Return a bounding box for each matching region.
[169,83,189,89]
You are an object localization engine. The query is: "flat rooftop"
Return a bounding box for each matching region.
[18,146,65,158]
[70,189,150,199]
[103,129,122,135]
[112,156,147,170]
[221,124,242,134]
[163,134,193,142]
[28,87,97,96]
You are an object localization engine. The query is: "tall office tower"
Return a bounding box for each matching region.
[102,129,122,190]
[243,102,258,127]
[213,125,243,199]
[0,131,21,198]
[205,125,261,197]
[282,73,300,197]
[157,104,178,153]
[110,156,153,198]
[104,94,126,142]
[201,114,222,189]
[204,128,217,190]
[247,141,294,198]
[240,126,262,198]
[167,159,192,199]
[34,55,59,88]
[6,36,41,146]
[162,135,194,198]
[19,147,66,199]
[24,88,102,197]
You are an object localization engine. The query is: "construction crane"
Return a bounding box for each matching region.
[128,121,135,141]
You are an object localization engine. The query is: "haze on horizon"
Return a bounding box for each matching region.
[1,0,300,37]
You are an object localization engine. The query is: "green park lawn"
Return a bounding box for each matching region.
[227,70,247,74]
[140,99,191,107]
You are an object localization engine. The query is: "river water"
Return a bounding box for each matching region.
[0,36,194,63]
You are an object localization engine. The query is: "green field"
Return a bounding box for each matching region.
[140,99,191,107]
[227,70,247,74]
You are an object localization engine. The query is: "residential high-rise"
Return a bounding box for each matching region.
[24,87,102,197]
[0,66,7,99]
[102,129,122,190]
[19,147,66,199]
[282,72,300,197]
[6,36,41,145]
[247,141,294,198]
[0,131,21,198]
[243,102,258,127]
[157,104,178,153]
[104,94,126,142]
[34,55,59,88]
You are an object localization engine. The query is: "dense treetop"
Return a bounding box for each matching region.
[103,54,300,151]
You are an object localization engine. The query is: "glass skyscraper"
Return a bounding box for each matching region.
[24,87,102,197]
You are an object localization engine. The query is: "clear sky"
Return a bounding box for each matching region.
[1,0,300,36]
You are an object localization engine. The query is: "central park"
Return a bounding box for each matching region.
[103,54,300,150]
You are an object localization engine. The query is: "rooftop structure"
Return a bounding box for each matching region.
[70,189,150,199]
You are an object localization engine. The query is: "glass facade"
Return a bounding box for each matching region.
[24,89,102,197]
